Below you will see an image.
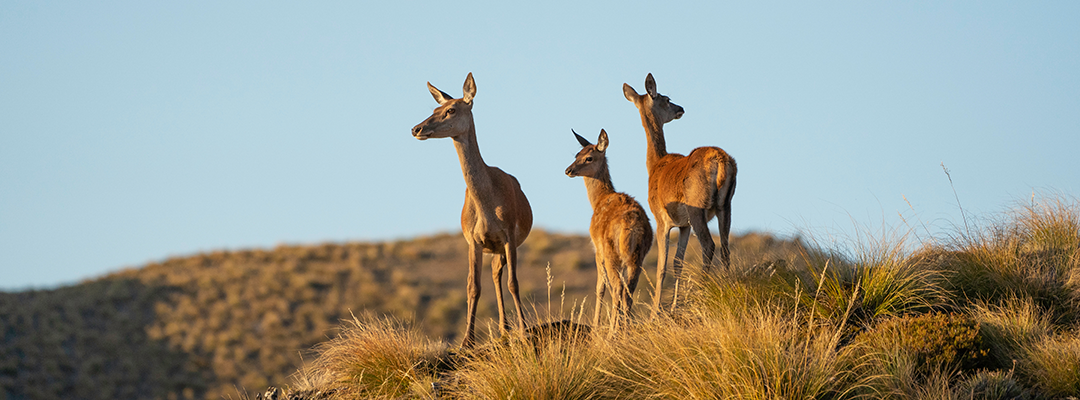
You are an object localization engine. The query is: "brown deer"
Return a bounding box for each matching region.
[411,73,533,347]
[565,129,653,333]
[623,73,737,314]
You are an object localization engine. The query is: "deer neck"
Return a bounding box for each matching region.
[451,126,495,202]
[640,112,668,173]
[582,164,617,210]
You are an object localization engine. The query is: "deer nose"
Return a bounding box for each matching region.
[411,124,428,139]
[565,165,576,177]
[674,104,685,119]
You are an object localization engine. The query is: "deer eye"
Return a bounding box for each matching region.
[585,156,593,162]
[447,108,456,115]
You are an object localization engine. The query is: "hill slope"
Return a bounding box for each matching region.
[0,230,798,399]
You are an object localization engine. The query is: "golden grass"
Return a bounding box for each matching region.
[446,334,604,400]
[1017,330,1080,398]
[290,314,446,399]
[279,194,1080,400]
[596,304,857,399]
[944,196,1080,323]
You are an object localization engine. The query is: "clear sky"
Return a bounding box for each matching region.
[2,2,1078,290]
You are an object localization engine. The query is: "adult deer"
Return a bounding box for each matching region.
[411,73,533,347]
[565,129,653,334]
[623,73,737,314]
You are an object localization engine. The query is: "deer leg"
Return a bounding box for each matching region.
[491,254,508,334]
[667,227,692,312]
[593,253,607,329]
[672,227,692,280]
[624,258,643,317]
[689,210,716,272]
[717,173,736,270]
[462,243,483,348]
[717,201,733,270]
[504,241,527,335]
[606,265,626,335]
[652,223,673,316]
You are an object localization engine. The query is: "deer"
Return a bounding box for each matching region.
[623,73,737,314]
[565,129,654,334]
[411,73,533,347]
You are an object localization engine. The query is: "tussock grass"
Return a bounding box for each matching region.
[282,194,1080,400]
[788,231,948,329]
[291,314,447,399]
[446,333,604,400]
[686,261,797,319]
[597,304,857,399]
[970,297,1054,369]
[944,196,1080,323]
[955,369,1033,400]
[1019,330,1080,398]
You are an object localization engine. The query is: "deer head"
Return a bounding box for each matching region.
[565,129,610,178]
[623,73,684,124]
[411,73,477,140]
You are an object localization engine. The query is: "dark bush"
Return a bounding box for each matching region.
[856,312,993,373]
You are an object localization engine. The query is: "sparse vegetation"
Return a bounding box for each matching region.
[5,196,1080,399]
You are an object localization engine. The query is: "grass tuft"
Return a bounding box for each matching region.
[785,230,948,330]
[944,196,1080,324]
[447,332,604,400]
[597,303,857,399]
[291,314,447,399]
[1018,330,1080,398]
[954,369,1033,400]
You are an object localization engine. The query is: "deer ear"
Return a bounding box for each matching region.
[596,129,609,152]
[645,73,657,97]
[428,82,453,105]
[623,83,639,103]
[572,129,592,148]
[462,72,476,104]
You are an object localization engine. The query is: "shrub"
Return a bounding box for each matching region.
[854,313,992,375]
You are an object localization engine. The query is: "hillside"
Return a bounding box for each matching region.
[0,230,798,400]
[278,197,1080,400]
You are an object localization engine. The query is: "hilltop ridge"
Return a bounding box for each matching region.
[0,230,797,399]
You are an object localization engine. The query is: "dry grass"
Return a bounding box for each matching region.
[790,230,948,329]
[943,196,1080,324]
[446,333,604,400]
[290,314,447,399]
[1019,330,1080,398]
[954,369,1034,400]
[8,196,1080,399]
[970,297,1054,369]
[279,195,1080,400]
[597,304,857,399]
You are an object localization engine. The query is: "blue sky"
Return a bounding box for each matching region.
[2,2,1078,290]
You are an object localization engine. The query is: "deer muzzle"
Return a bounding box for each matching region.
[565,165,579,177]
[411,124,430,140]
